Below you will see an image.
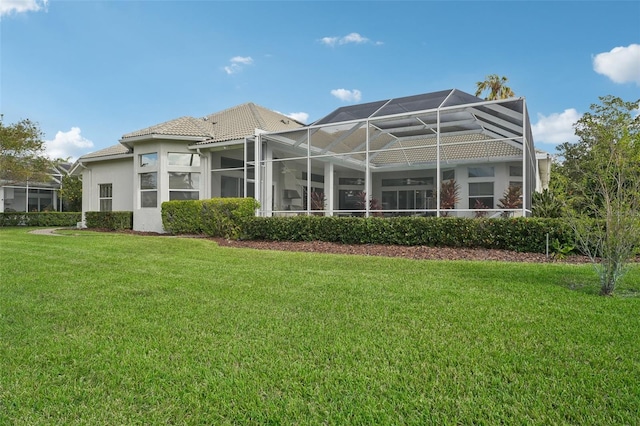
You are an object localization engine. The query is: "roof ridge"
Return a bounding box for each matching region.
[205,102,252,120]
[248,102,267,129]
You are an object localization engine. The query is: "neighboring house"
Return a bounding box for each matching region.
[73,90,549,233]
[0,162,70,212]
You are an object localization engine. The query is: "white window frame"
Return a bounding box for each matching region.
[99,183,112,211]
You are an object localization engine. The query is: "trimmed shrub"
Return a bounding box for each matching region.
[241,216,574,254]
[200,198,260,239]
[85,211,133,231]
[162,197,260,239]
[161,200,205,234]
[0,212,81,227]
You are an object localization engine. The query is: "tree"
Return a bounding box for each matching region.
[556,96,640,295]
[57,174,82,212]
[532,189,563,218]
[0,118,50,184]
[475,74,515,100]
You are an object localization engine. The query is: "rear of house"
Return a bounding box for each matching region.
[74,90,549,233]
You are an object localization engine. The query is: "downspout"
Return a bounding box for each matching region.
[522,99,527,217]
[244,138,248,198]
[255,134,262,216]
[195,148,206,199]
[307,130,311,214]
[436,109,441,217]
[365,119,370,218]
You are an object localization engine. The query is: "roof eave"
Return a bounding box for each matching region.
[188,137,249,150]
[77,153,134,165]
[119,134,210,144]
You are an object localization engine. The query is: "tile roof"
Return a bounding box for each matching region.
[79,144,131,160]
[122,116,216,140]
[195,103,304,144]
[370,134,523,166]
[120,103,303,143]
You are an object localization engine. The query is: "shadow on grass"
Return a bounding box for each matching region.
[561,277,600,296]
[560,274,640,297]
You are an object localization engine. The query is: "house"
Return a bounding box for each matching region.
[73,89,548,233]
[0,162,71,212]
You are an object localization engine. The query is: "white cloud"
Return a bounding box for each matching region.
[331,88,362,102]
[223,56,254,75]
[593,44,640,85]
[532,109,581,146]
[285,112,309,123]
[341,32,368,44]
[320,32,380,47]
[0,0,48,17]
[275,111,310,124]
[230,56,253,65]
[45,127,94,161]
[320,36,339,47]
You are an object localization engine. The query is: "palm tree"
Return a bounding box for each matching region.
[475,74,515,100]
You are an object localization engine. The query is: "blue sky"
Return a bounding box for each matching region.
[2,0,639,160]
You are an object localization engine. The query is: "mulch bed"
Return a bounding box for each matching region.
[211,238,595,264]
[81,228,640,264]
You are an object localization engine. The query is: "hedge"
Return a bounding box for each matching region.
[162,197,260,239]
[241,216,574,254]
[0,212,81,227]
[85,211,133,231]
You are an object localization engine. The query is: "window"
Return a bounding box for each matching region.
[509,165,523,177]
[140,152,157,168]
[442,170,455,181]
[221,156,244,169]
[382,190,433,211]
[222,175,255,198]
[468,166,494,178]
[301,172,325,183]
[215,156,254,198]
[140,172,157,208]
[99,184,112,211]
[169,172,200,201]
[168,152,200,167]
[339,190,362,211]
[469,182,494,209]
[382,177,433,186]
[339,177,365,185]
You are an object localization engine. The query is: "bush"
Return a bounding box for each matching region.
[162,197,260,239]
[161,200,205,234]
[241,216,574,254]
[200,198,260,239]
[0,212,81,227]
[85,211,133,231]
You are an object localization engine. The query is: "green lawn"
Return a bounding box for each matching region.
[1,228,639,425]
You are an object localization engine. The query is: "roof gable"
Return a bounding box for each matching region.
[195,103,303,144]
[120,103,304,145]
[121,116,216,140]
[79,144,131,160]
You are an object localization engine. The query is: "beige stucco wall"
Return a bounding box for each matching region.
[81,157,134,224]
[132,140,206,233]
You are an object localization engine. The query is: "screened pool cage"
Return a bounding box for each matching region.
[219,90,536,218]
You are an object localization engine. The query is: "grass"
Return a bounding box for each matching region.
[1,227,639,424]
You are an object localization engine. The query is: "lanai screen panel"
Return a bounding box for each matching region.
[265,94,530,170]
[313,100,389,125]
[258,90,535,216]
[371,90,453,117]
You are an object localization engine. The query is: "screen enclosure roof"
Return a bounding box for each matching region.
[260,89,534,170]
